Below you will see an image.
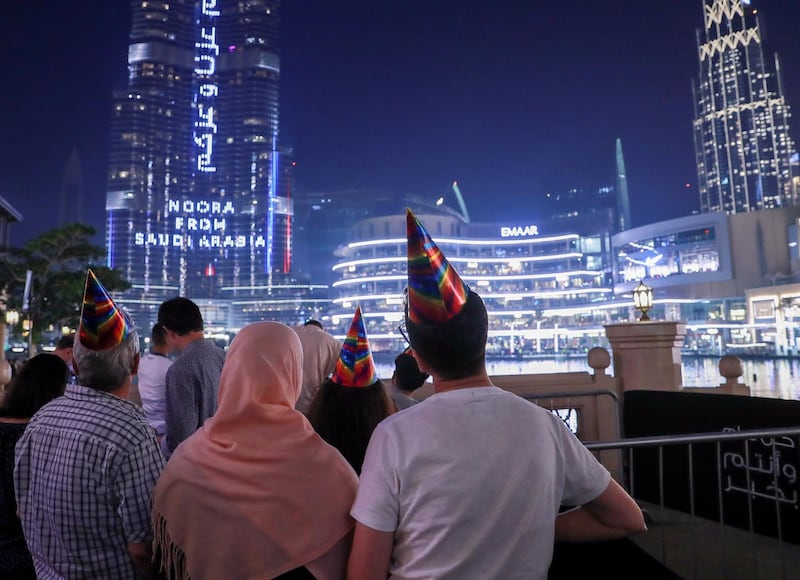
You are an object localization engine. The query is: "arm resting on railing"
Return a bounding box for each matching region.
[555,479,646,542]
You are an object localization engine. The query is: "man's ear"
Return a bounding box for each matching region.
[131,352,141,376]
[411,351,431,375]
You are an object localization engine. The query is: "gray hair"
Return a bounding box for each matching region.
[73,330,140,392]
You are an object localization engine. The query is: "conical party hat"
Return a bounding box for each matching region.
[406,208,469,324]
[332,306,378,388]
[78,269,132,350]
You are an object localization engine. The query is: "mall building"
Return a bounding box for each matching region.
[328,211,629,356]
[614,206,800,356]
[329,206,800,357]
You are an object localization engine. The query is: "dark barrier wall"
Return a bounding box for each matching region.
[624,390,800,543]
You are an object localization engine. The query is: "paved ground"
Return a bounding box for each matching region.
[632,501,800,580]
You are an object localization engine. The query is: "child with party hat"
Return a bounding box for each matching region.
[307,306,395,474]
[14,269,164,579]
[348,210,645,579]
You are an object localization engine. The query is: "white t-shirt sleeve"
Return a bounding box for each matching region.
[555,416,612,506]
[351,423,400,532]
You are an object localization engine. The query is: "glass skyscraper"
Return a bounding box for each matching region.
[105,0,303,330]
[693,0,797,214]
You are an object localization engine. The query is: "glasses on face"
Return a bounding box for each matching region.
[397,321,410,345]
[397,287,411,344]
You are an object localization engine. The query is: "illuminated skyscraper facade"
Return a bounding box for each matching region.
[693,0,796,214]
[106,0,297,329]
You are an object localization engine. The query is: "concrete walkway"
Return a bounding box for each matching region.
[632,501,800,580]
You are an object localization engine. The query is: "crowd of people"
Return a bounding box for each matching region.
[0,209,645,579]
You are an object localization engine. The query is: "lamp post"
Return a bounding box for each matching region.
[632,280,653,322]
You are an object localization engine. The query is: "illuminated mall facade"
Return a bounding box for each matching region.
[328,212,625,356]
[328,206,800,357]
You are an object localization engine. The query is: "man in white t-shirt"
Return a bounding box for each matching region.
[136,323,173,439]
[348,210,646,579]
[292,320,342,414]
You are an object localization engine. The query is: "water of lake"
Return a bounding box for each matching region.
[376,356,800,401]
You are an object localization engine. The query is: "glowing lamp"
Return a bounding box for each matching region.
[632,280,653,322]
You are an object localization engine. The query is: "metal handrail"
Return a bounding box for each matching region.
[521,389,620,403]
[581,425,800,579]
[584,426,800,451]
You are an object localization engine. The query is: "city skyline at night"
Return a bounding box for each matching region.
[1,1,799,249]
[106,0,292,312]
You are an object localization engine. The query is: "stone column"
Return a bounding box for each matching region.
[604,321,687,392]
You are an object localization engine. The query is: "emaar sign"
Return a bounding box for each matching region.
[500,225,539,237]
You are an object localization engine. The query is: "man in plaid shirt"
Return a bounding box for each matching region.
[14,270,164,579]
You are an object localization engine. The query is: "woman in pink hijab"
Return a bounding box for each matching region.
[152,322,358,580]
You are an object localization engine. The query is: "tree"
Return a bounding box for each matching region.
[1,223,130,344]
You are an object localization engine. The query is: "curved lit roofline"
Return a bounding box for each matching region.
[331,327,611,341]
[332,293,400,304]
[220,284,329,291]
[332,255,591,271]
[332,289,613,305]
[130,284,180,291]
[230,299,331,305]
[332,275,406,287]
[346,233,579,250]
[327,298,765,328]
[331,323,775,342]
[332,267,593,288]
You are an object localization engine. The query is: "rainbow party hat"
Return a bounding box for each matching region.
[406,208,469,324]
[332,306,378,388]
[78,269,132,350]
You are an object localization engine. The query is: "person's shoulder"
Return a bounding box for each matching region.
[199,337,226,355]
[376,398,432,431]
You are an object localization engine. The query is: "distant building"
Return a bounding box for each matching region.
[0,196,21,312]
[59,149,84,226]
[330,210,621,356]
[327,203,800,358]
[613,206,800,355]
[292,189,398,289]
[693,0,797,214]
[541,138,632,233]
[0,195,22,251]
[105,0,298,330]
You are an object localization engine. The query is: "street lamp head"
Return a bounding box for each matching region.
[632,280,653,322]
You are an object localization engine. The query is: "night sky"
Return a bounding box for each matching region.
[1,0,799,247]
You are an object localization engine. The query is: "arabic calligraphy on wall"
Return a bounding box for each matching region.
[722,426,799,507]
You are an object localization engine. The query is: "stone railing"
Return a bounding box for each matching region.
[410,342,752,482]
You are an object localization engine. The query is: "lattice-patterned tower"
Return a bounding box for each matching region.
[693,0,796,214]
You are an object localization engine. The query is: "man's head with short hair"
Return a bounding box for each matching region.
[406,290,488,381]
[404,209,487,382]
[53,334,75,364]
[393,351,429,393]
[73,330,140,393]
[150,323,170,353]
[158,297,204,335]
[74,269,139,392]
[304,319,323,330]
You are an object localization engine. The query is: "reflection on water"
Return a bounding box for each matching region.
[377,357,800,401]
[682,357,800,401]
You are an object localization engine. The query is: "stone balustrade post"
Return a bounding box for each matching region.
[604,321,687,391]
[716,355,750,396]
[587,346,611,379]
